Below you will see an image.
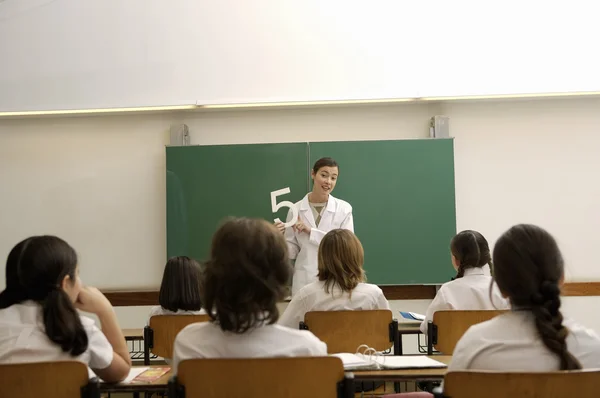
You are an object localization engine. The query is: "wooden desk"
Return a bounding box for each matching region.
[397,321,422,355]
[100,357,450,392]
[398,321,422,335]
[123,328,144,341]
[353,355,451,382]
[99,366,172,394]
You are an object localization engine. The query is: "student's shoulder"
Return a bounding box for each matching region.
[565,318,600,348]
[458,311,510,341]
[294,281,323,299]
[354,282,384,295]
[272,324,326,347]
[177,320,213,340]
[148,306,167,317]
[79,314,100,329]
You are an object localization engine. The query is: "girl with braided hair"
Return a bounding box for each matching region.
[449,224,600,371]
[420,230,509,334]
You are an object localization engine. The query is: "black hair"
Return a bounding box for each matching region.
[493,224,581,371]
[158,256,203,312]
[312,157,339,174]
[450,230,491,279]
[0,236,88,356]
[202,217,291,333]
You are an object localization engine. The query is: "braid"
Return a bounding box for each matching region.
[530,281,581,370]
[454,232,481,279]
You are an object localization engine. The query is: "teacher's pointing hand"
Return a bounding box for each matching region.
[293,216,311,234]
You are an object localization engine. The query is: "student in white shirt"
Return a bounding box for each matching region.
[147,256,206,321]
[0,235,131,382]
[172,218,327,374]
[420,230,509,333]
[449,224,600,372]
[279,229,389,329]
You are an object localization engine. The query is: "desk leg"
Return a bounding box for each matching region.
[398,333,403,355]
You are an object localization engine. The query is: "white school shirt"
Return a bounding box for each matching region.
[449,311,600,371]
[285,194,354,296]
[172,322,327,374]
[146,306,207,325]
[420,267,509,333]
[278,280,390,329]
[0,301,113,370]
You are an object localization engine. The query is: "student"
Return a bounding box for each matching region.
[279,229,389,329]
[449,224,600,371]
[420,230,509,334]
[0,236,131,382]
[147,256,206,321]
[172,218,327,373]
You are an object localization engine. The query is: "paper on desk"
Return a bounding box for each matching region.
[88,366,149,383]
[330,353,377,370]
[374,356,447,369]
[399,311,425,321]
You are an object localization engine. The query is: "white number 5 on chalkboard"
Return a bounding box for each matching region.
[271,187,298,228]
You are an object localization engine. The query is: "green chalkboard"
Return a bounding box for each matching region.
[309,139,456,284]
[166,139,456,284]
[166,143,308,261]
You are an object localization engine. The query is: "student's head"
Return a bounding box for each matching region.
[159,256,202,312]
[318,229,365,293]
[450,230,491,278]
[0,236,88,356]
[493,224,580,370]
[202,217,290,333]
[311,157,339,197]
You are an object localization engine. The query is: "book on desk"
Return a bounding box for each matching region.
[332,353,447,371]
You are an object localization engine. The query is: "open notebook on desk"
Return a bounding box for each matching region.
[331,353,447,371]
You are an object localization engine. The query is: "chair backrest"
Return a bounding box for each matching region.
[303,310,397,354]
[443,369,600,398]
[172,357,352,398]
[429,310,507,354]
[0,361,98,398]
[146,314,210,360]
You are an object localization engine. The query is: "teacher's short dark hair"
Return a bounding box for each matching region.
[158,256,203,312]
[313,157,339,173]
[202,217,291,333]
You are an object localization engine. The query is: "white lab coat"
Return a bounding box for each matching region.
[285,194,354,296]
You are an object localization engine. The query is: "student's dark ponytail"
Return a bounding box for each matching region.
[493,224,581,371]
[450,230,491,279]
[0,236,88,356]
[42,286,88,356]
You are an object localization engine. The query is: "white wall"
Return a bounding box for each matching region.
[0,114,173,289]
[2,1,599,111]
[447,97,600,281]
[2,97,600,333]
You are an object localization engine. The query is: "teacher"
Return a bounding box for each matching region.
[275,157,354,296]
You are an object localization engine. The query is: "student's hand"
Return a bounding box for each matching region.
[274,221,286,234]
[293,216,311,234]
[75,286,114,316]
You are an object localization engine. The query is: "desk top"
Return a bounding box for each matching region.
[398,321,422,334]
[122,328,144,340]
[353,355,451,381]
[99,365,172,393]
[100,356,451,392]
